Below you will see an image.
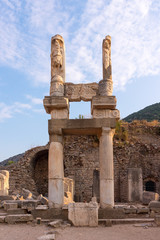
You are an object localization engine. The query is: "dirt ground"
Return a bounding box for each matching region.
[0,224,160,240]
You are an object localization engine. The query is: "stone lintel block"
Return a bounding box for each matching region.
[5,214,33,224]
[68,202,98,226]
[43,96,69,114]
[91,96,117,113]
[64,82,98,102]
[4,202,18,211]
[49,118,117,136]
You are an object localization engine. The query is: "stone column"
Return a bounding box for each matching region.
[99,35,113,96]
[99,127,115,208]
[48,137,64,208]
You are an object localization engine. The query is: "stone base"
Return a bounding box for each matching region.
[5,214,33,224]
[68,202,98,227]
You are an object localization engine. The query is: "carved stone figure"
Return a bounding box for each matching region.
[50,35,65,96]
[103,35,112,81]
[99,35,113,96]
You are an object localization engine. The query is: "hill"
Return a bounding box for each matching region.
[123,102,160,122]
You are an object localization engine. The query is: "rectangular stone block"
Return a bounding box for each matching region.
[155,215,160,226]
[5,214,33,224]
[91,96,117,112]
[0,216,6,223]
[21,200,39,211]
[143,192,159,205]
[68,202,98,227]
[128,168,143,202]
[4,203,18,211]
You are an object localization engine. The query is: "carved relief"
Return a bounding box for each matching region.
[99,80,113,96]
[93,109,120,119]
[64,83,98,101]
[50,35,65,96]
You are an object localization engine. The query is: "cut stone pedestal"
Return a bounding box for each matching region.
[68,202,98,226]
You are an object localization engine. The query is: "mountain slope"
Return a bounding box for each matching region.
[123,102,160,122]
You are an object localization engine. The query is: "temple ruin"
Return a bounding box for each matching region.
[43,34,120,208]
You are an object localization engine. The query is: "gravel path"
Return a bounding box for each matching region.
[0,224,160,240]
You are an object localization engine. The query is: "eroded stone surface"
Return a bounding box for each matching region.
[0,170,9,196]
[128,168,143,202]
[68,202,98,226]
[5,214,33,224]
[143,192,159,205]
[64,82,98,101]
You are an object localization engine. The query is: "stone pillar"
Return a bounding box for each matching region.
[0,170,9,196]
[128,168,143,202]
[99,35,113,96]
[50,34,65,96]
[48,139,64,208]
[99,127,115,208]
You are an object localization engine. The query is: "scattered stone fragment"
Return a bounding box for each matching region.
[0,216,6,223]
[37,234,55,240]
[37,194,49,205]
[154,215,160,226]
[48,219,63,228]
[36,205,48,210]
[143,192,159,205]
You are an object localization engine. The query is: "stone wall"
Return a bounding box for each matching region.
[1,121,160,203]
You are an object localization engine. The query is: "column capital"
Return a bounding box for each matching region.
[101,127,115,137]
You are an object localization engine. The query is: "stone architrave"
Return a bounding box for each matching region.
[99,127,115,208]
[128,168,143,202]
[0,170,9,196]
[50,35,65,96]
[99,35,113,96]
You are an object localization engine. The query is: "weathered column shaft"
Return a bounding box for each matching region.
[48,141,64,208]
[99,127,114,208]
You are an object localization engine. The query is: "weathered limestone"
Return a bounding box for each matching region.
[50,35,65,96]
[4,202,18,211]
[0,170,9,196]
[143,191,159,205]
[44,34,119,210]
[99,35,113,96]
[64,178,74,204]
[99,127,115,208]
[48,142,64,208]
[5,214,33,224]
[64,83,98,101]
[21,200,39,211]
[68,202,98,226]
[128,168,143,202]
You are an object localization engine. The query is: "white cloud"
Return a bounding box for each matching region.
[26,95,43,105]
[0,102,32,122]
[0,0,160,89]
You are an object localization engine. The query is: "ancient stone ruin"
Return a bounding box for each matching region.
[43,34,120,209]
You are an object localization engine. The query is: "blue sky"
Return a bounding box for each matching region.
[0,0,160,161]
